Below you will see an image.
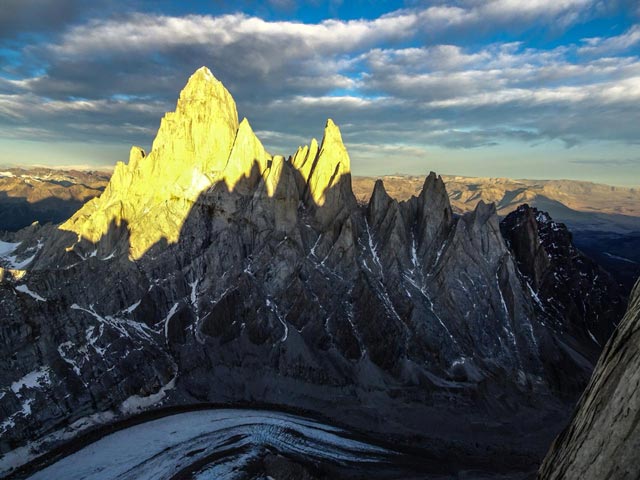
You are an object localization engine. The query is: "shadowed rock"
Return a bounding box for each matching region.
[539,278,640,480]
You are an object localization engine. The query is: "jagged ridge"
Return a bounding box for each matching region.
[0,67,624,477]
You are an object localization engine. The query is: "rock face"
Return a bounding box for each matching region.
[59,67,240,260]
[539,278,640,480]
[0,67,627,477]
[501,205,626,365]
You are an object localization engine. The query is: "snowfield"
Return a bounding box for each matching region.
[26,409,395,480]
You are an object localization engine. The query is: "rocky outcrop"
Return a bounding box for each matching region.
[0,67,626,477]
[501,205,625,352]
[539,278,640,480]
[59,67,240,260]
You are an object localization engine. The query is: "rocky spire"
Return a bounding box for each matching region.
[151,66,239,173]
[223,118,272,194]
[293,119,356,229]
[414,171,454,264]
[60,67,241,259]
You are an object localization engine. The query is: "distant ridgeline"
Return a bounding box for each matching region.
[0,67,633,479]
[0,168,109,231]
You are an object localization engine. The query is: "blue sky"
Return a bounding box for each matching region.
[0,0,639,185]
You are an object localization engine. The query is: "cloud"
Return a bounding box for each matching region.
[1,2,639,163]
[569,158,640,166]
[579,24,640,55]
[0,0,110,42]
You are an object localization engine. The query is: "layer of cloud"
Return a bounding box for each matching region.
[0,1,639,168]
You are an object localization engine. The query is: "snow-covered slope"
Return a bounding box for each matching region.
[25,409,401,480]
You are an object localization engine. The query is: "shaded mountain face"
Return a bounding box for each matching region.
[353,175,640,293]
[500,205,626,353]
[0,68,626,477]
[352,175,640,233]
[0,169,109,232]
[539,278,640,480]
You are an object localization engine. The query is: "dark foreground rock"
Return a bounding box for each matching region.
[539,277,640,480]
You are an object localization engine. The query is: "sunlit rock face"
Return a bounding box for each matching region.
[58,68,355,260]
[60,67,241,259]
[0,67,625,478]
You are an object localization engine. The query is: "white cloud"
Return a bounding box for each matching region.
[579,24,640,55]
[1,1,639,160]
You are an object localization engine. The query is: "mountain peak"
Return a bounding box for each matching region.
[179,66,223,98]
[61,67,241,259]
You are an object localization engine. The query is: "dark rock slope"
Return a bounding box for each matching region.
[501,205,626,357]
[0,68,625,477]
[539,277,640,480]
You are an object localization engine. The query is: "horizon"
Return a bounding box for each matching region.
[2,160,639,190]
[1,1,639,186]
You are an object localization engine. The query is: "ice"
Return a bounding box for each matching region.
[0,240,19,257]
[163,303,179,339]
[587,329,601,346]
[433,238,448,267]
[0,238,44,269]
[496,272,509,319]
[526,282,545,311]
[0,411,116,476]
[71,303,154,343]
[123,300,141,314]
[309,233,322,257]
[364,219,382,270]
[101,250,117,261]
[57,342,83,376]
[14,285,46,302]
[23,410,393,480]
[410,235,419,270]
[189,279,199,307]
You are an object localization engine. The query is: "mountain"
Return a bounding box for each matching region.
[354,175,640,293]
[0,168,109,232]
[0,67,627,478]
[501,205,626,351]
[352,175,640,232]
[539,277,640,479]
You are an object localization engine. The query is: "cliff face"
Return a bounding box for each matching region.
[59,67,241,260]
[539,278,640,480]
[0,67,625,477]
[501,205,626,352]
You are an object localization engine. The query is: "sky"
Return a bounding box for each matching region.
[0,0,639,185]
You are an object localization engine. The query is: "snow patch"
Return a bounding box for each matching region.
[587,329,601,347]
[266,298,288,342]
[11,367,51,395]
[123,300,141,314]
[120,376,176,415]
[163,302,179,340]
[15,284,46,302]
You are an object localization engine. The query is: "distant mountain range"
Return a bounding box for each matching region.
[354,175,640,233]
[354,175,640,292]
[3,167,637,292]
[0,168,109,231]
